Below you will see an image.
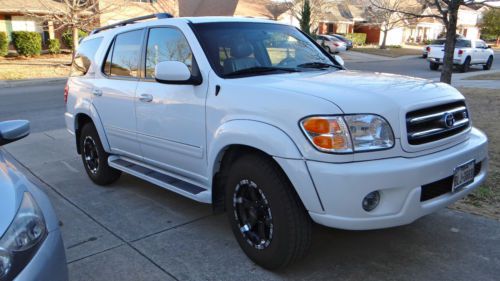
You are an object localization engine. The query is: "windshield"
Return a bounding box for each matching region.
[192,22,338,78]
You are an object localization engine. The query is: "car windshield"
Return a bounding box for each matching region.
[192,22,338,78]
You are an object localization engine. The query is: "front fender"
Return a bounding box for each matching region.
[208,120,303,171]
[208,120,325,213]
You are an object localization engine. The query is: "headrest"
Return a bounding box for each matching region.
[230,43,253,58]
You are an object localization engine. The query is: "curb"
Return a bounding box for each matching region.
[0,78,67,89]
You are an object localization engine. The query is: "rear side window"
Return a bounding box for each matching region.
[70,37,103,77]
[430,39,445,45]
[455,40,471,48]
[103,29,144,78]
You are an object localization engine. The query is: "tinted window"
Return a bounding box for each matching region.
[145,28,193,79]
[104,29,143,78]
[71,37,103,77]
[455,40,471,48]
[430,39,445,45]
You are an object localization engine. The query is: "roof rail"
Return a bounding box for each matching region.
[89,13,173,35]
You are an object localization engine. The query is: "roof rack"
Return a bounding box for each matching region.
[89,13,173,35]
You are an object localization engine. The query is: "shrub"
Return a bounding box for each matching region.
[47,39,61,54]
[387,45,402,48]
[344,33,367,46]
[11,31,42,56]
[0,32,8,57]
[62,29,88,49]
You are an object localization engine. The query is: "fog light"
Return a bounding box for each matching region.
[362,191,380,212]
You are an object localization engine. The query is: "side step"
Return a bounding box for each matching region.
[108,156,211,203]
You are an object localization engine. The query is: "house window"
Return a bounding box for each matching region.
[327,24,334,33]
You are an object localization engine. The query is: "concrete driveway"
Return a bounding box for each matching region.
[1,61,500,280]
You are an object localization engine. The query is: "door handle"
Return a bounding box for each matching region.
[92,88,103,97]
[139,93,153,102]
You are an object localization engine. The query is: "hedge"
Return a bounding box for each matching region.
[0,32,8,57]
[344,33,367,46]
[62,29,88,49]
[11,31,42,56]
[47,39,61,54]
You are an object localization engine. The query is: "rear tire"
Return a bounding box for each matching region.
[460,57,471,73]
[225,153,312,269]
[79,123,121,185]
[483,56,493,70]
[429,62,439,71]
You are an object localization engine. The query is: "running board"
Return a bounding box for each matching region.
[108,156,211,203]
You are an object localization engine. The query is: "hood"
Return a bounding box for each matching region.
[0,152,24,236]
[234,70,465,136]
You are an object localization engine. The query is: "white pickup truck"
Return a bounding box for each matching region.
[65,14,488,269]
[427,39,494,72]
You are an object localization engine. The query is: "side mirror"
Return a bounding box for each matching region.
[154,61,201,85]
[0,120,30,146]
[487,45,491,49]
[334,55,345,67]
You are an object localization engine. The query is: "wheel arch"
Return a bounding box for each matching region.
[208,120,322,213]
[74,105,110,154]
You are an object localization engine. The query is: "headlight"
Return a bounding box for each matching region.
[300,115,394,153]
[0,192,47,280]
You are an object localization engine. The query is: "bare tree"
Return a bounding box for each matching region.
[25,0,127,51]
[368,0,411,49]
[285,0,330,33]
[129,0,178,16]
[264,1,291,20]
[371,0,500,84]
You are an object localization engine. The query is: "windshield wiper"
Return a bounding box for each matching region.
[225,66,301,77]
[297,62,340,69]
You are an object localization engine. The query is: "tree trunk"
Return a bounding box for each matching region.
[440,2,459,84]
[380,29,388,49]
[72,26,79,52]
[497,36,499,47]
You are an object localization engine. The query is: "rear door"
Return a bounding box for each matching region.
[475,40,488,63]
[91,29,145,159]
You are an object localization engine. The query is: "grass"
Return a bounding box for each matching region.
[352,46,422,57]
[0,54,71,80]
[464,72,500,81]
[450,88,500,220]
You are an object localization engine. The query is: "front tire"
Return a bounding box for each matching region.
[225,154,312,269]
[79,123,121,185]
[483,56,493,70]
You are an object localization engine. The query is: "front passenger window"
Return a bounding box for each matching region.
[145,28,193,79]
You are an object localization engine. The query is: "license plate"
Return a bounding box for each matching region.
[452,160,475,192]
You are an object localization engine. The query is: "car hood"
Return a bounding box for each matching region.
[0,152,24,236]
[237,70,465,136]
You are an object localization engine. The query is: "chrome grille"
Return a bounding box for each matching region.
[406,101,470,145]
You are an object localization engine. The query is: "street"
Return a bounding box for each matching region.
[1,56,499,281]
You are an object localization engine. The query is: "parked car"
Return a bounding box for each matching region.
[330,34,353,50]
[0,120,68,281]
[423,39,446,58]
[427,39,494,72]
[66,15,488,269]
[316,35,347,53]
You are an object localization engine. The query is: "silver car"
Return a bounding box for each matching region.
[0,120,68,281]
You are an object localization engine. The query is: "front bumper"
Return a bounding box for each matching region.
[307,128,488,230]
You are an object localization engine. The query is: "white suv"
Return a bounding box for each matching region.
[65,14,488,269]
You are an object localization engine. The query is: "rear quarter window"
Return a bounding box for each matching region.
[70,37,103,77]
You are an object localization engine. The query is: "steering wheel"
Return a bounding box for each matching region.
[277,57,297,67]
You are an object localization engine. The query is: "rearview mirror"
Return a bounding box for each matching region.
[0,120,30,146]
[154,61,201,85]
[334,55,345,67]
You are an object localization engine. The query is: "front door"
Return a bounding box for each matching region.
[92,29,145,159]
[135,27,208,183]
